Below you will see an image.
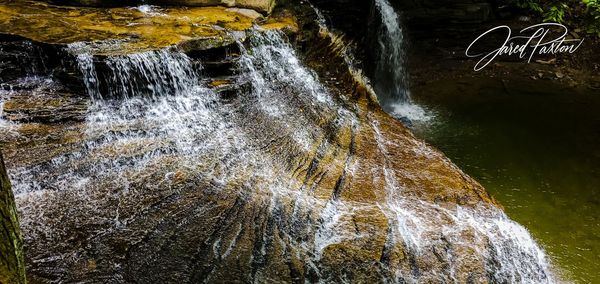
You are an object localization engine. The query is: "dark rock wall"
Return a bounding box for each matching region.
[309,0,503,83]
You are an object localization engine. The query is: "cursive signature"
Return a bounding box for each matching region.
[466,23,584,71]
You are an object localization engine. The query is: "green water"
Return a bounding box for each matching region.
[412,78,600,283]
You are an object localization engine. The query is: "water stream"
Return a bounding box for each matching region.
[0,27,560,282]
[372,0,430,123]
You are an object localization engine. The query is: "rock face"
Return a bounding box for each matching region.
[0,1,553,283]
[0,0,294,56]
[0,152,26,284]
[40,0,276,14]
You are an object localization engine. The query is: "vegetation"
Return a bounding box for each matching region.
[513,0,600,36]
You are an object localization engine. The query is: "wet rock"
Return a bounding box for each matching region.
[225,7,265,19]
[151,0,276,14]
[178,36,240,54]
[2,90,88,123]
[0,1,293,55]
[3,28,512,284]
[42,0,276,14]
[43,0,139,7]
[0,38,51,81]
[0,2,552,283]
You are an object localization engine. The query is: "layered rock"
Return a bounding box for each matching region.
[0,0,294,55]
[0,34,498,282]
[38,0,276,14]
[0,1,553,283]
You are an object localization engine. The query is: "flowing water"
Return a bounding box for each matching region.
[0,29,557,282]
[373,0,409,103]
[372,0,429,123]
[413,78,600,283]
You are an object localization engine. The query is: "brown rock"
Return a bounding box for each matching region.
[42,0,276,14]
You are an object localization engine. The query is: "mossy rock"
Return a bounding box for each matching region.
[0,152,26,284]
[0,0,294,55]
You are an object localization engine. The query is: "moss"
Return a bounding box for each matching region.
[260,13,298,33]
[0,0,296,54]
[209,79,232,87]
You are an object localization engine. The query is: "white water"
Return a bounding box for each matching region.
[0,97,6,127]
[0,77,55,133]
[6,31,554,283]
[239,30,334,112]
[133,5,165,16]
[374,0,409,101]
[308,1,328,31]
[389,102,432,123]
[11,47,245,195]
[373,0,431,123]
[70,45,197,100]
[371,118,554,283]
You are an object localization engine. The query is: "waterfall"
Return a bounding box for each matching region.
[373,0,430,123]
[0,98,5,125]
[238,30,335,116]
[10,46,239,195]
[235,30,554,283]
[370,120,554,283]
[374,0,409,102]
[5,31,554,283]
[69,44,197,100]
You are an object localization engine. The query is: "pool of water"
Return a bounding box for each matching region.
[412,77,600,283]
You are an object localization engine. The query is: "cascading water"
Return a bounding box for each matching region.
[2,28,555,283]
[370,119,553,283]
[374,0,409,102]
[372,0,430,123]
[0,40,49,126]
[0,95,5,126]
[10,45,242,196]
[69,44,197,100]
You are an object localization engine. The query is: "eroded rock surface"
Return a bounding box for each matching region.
[0,0,294,55]
[0,1,554,283]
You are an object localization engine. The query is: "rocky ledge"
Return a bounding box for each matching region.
[0,0,295,55]
[0,0,553,283]
[37,0,276,14]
